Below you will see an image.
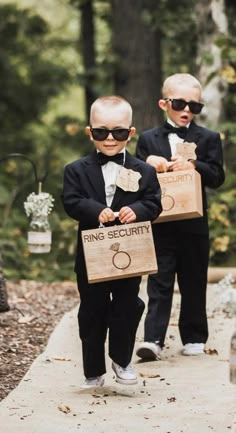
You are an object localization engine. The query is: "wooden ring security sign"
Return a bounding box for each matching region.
[81,221,157,283]
[153,169,203,223]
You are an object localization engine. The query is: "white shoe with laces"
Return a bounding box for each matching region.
[80,375,105,389]
[182,343,205,356]
[136,341,162,360]
[112,362,138,385]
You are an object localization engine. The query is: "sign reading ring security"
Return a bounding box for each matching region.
[81,221,157,283]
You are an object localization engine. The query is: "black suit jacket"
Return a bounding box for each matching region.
[62,150,162,276]
[136,121,225,235]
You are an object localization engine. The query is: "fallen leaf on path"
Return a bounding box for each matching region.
[50,357,72,362]
[167,396,176,402]
[18,315,36,324]
[204,348,218,355]
[23,291,34,299]
[58,404,71,414]
[140,372,160,378]
[15,298,27,304]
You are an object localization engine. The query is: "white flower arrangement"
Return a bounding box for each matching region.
[24,192,54,231]
[214,273,236,316]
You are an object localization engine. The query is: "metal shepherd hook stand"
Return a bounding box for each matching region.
[0,152,48,192]
[0,153,52,312]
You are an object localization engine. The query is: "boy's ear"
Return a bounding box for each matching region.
[158,99,168,112]
[130,126,136,136]
[127,126,136,141]
[85,126,91,136]
[85,126,94,141]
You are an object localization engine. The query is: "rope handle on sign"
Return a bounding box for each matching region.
[99,211,121,228]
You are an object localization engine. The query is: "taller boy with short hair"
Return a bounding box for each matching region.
[62,95,162,388]
[136,73,225,360]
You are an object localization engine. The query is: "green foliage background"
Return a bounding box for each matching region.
[0,0,236,281]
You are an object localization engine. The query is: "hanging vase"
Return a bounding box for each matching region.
[27,214,52,253]
[24,190,54,254]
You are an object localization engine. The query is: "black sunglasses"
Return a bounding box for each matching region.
[164,98,204,114]
[90,127,131,141]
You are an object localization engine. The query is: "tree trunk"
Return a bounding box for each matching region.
[194,0,228,128]
[110,0,163,133]
[79,0,97,123]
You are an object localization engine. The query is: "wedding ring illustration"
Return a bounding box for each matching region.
[110,242,131,270]
[161,188,175,211]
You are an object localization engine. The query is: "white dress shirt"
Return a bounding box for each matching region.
[100,150,126,206]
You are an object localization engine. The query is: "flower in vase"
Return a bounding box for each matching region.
[24,192,54,231]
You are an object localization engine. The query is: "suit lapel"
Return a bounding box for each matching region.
[155,127,172,159]
[85,151,106,204]
[111,187,123,209]
[185,121,201,143]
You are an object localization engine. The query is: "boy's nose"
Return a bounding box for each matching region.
[184,103,190,112]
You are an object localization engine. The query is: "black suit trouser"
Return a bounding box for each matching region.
[144,229,209,346]
[77,275,145,378]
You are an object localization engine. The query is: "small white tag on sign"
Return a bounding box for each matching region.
[116,167,142,192]
[176,141,197,160]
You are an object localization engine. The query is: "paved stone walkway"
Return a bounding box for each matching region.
[0,279,235,433]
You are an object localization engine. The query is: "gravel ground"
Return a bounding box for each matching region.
[0,279,79,401]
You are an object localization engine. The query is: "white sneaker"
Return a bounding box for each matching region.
[80,375,105,389]
[136,342,162,360]
[182,343,205,356]
[112,362,138,385]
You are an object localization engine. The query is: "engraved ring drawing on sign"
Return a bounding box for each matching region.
[161,187,175,211]
[110,242,131,270]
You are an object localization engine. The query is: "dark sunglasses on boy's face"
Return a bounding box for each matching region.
[90,127,131,141]
[164,98,204,114]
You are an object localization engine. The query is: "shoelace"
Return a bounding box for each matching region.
[123,364,133,372]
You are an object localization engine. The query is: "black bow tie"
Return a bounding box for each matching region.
[163,122,188,139]
[97,152,124,166]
